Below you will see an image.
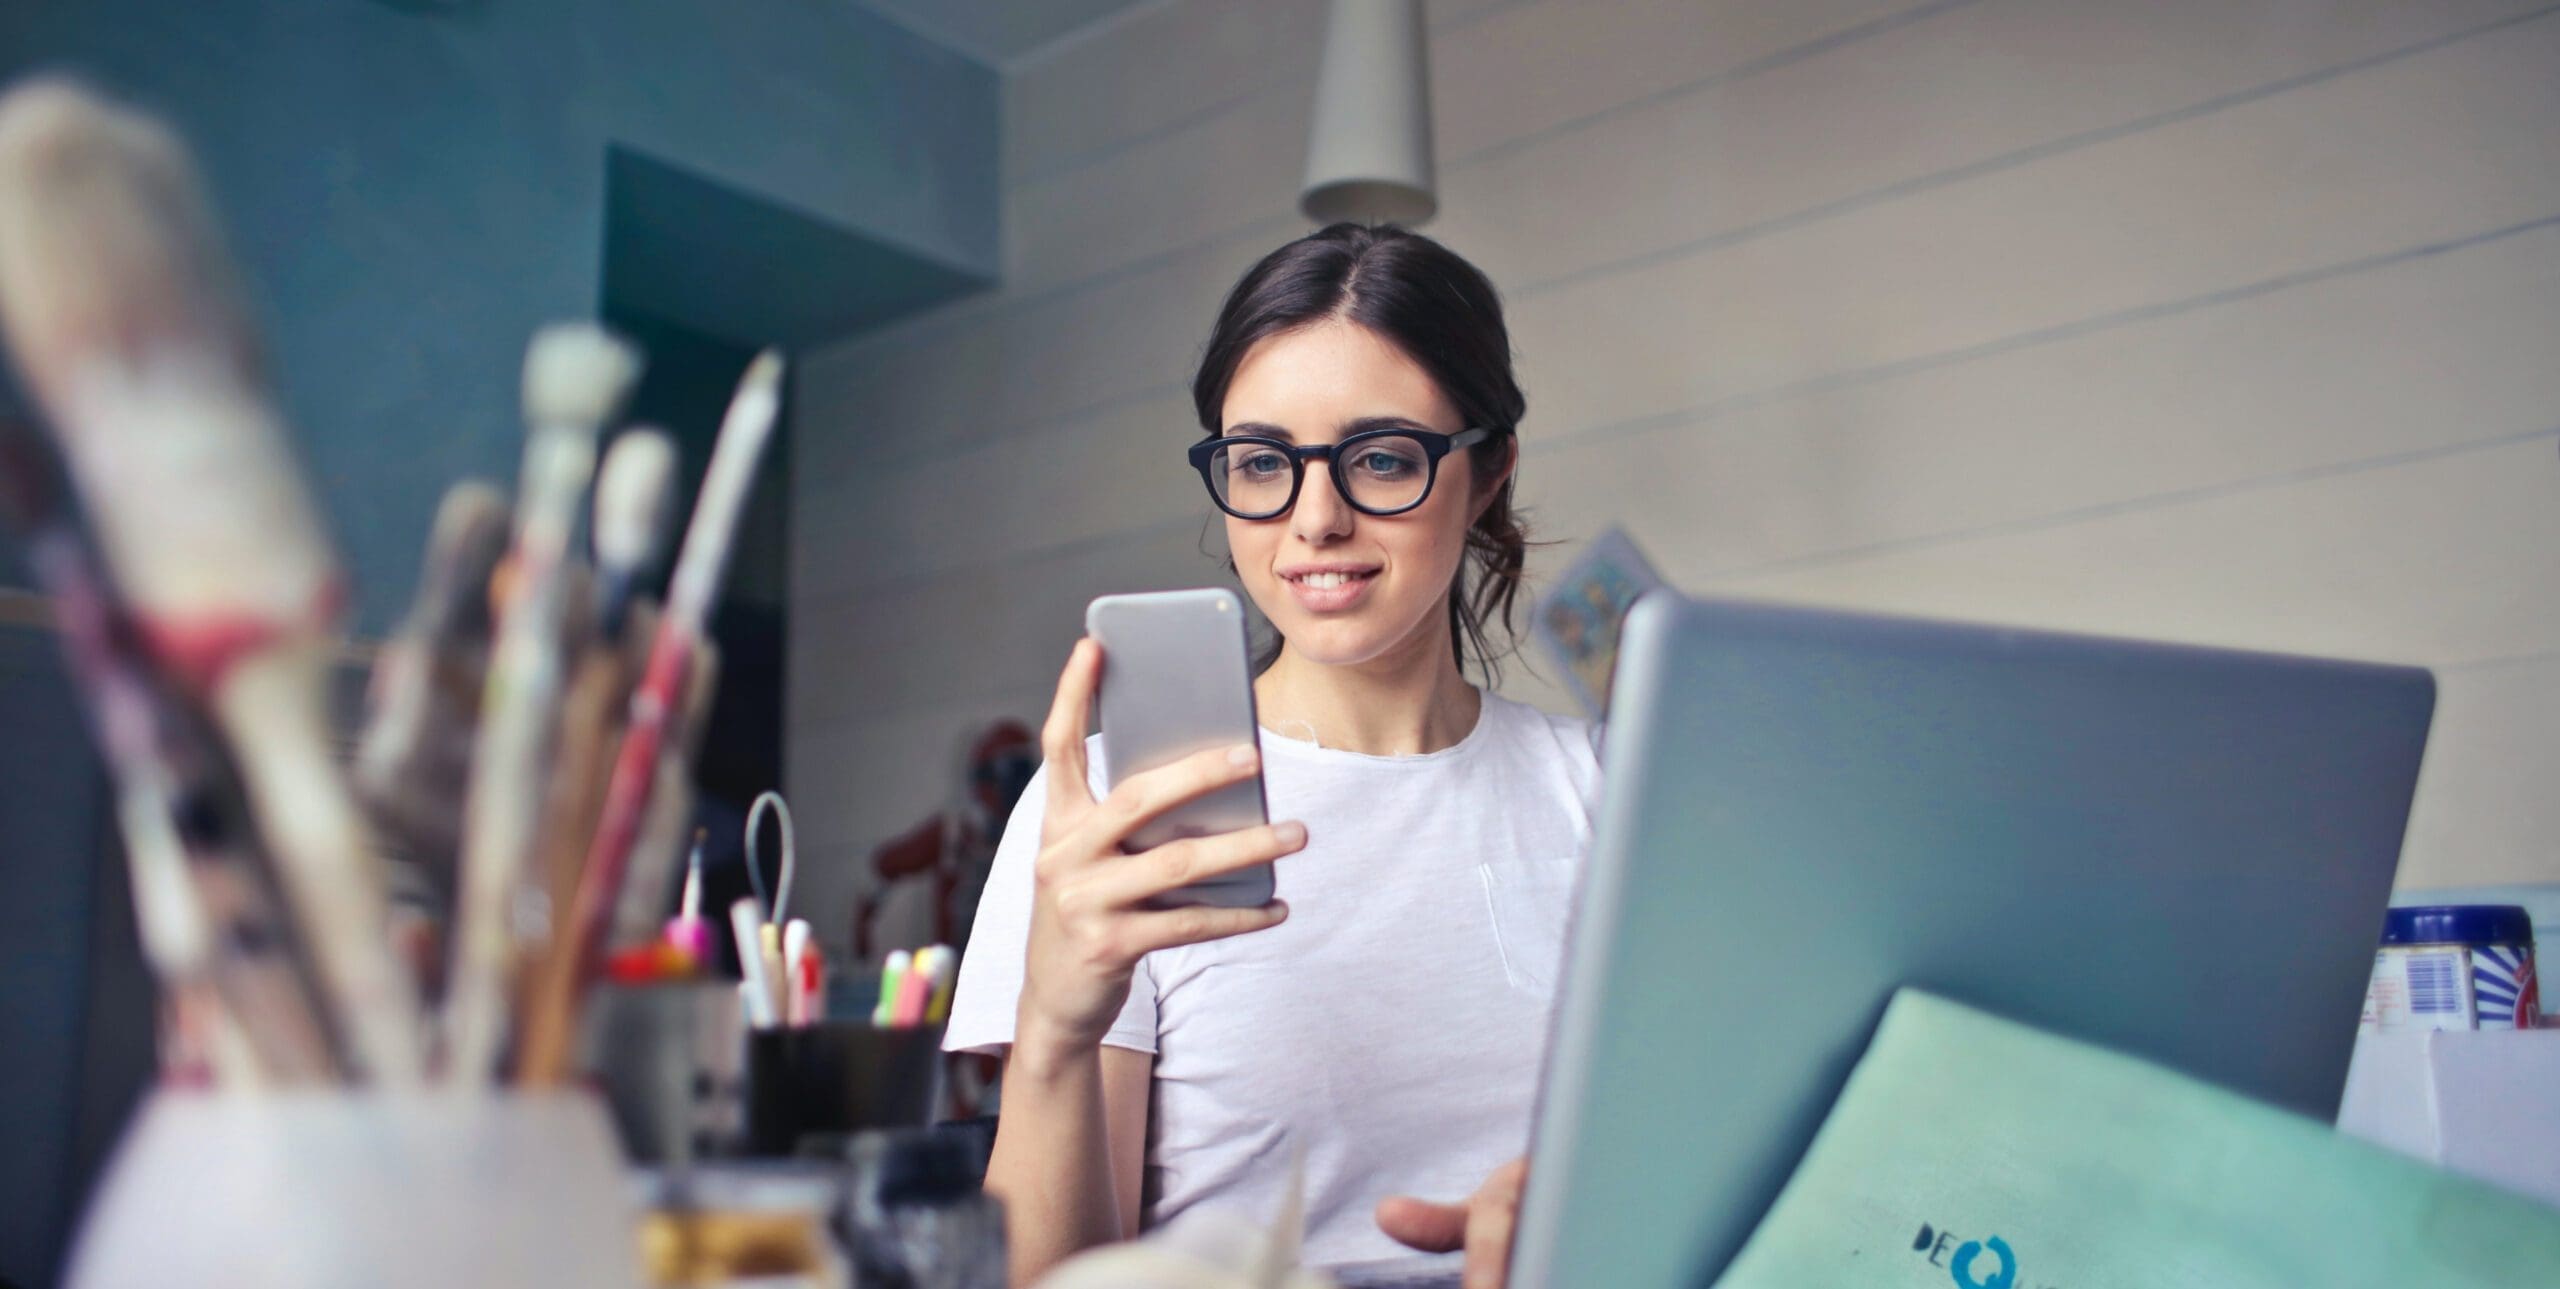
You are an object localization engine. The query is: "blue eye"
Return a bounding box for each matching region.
[1226,448,1290,482]
[1352,450,1420,478]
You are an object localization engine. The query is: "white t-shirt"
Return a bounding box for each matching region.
[944,691,1602,1268]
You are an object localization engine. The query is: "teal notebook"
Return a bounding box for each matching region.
[1714,990,2560,1289]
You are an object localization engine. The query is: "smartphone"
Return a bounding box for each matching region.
[1084,588,1276,909]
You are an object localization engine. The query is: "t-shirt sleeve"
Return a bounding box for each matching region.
[943,755,1162,1057]
[1543,708,1606,831]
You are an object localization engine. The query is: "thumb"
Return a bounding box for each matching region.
[1375,1195,1468,1253]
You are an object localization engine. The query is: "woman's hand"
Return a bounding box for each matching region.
[1013,638,1303,1057]
[1376,1157,1529,1289]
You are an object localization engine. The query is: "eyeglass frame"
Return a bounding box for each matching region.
[1186,425,1498,520]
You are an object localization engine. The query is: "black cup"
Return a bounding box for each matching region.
[744,1022,944,1157]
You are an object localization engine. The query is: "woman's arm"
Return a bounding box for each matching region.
[977,640,1302,1285]
[1100,1046,1151,1241]
[984,1041,1152,1285]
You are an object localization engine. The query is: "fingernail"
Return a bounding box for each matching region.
[1228,744,1259,768]
[1269,900,1290,920]
[1275,821,1306,845]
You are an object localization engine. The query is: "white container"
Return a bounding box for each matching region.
[2339,1028,2560,1210]
[65,1089,641,1289]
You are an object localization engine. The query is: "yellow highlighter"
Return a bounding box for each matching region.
[922,946,957,1024]
[758,923,787,1022]
[872,949,910,1027]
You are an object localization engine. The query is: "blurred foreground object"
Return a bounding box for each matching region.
[2341,1027,2560,1210]
[1036,1146,1327,1289]
[517,349,782,1085]
[443,323,641,1083]
[636,1166,846,1289]
[1714,990,2560,1288]
[0,416,342,1083]
[0,76,422,1082]
[0,68,821,1288]
[356,479,511,1000]
[65,1091,639,1288]
[840,1127,1007,1289]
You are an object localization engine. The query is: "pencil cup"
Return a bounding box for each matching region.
[585,979,747,1162]
[65,1088,640,1289]
[744,1021,944,1156]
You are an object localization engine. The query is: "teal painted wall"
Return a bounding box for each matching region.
[0,0,996,632]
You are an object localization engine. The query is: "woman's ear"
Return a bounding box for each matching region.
[1471,435,1518,522]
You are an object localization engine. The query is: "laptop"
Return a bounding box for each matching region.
[1507,594,2436,1288]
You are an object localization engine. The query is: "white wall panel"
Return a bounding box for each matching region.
[790,0,2560,906]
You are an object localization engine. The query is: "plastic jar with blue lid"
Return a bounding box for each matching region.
[2361,904,2541,1031]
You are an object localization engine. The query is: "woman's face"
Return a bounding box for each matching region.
[1216,318,1502,671]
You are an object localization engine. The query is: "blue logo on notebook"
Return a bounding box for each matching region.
[1913,1223,2044,1289]
[1950,1235,2016,1289]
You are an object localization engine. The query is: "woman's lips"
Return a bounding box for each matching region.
[1280,566,1380,613]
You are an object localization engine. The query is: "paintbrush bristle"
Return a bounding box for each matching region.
[421,480,513,626]
[592,428,676,573]
[0,78,257,403]
[660,348,784,625]
[739,348,784,405]
[354,478,509,833]
[521,322,639,438]
[0,76,332,625]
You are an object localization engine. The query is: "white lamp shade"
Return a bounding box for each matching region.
[1300,0,1436,226]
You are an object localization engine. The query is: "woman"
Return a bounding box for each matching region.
[945,223,1599,1289]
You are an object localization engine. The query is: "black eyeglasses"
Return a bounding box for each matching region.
[1187,426,1495,520]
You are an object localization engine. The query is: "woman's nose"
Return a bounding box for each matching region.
[1290,459,1355,544]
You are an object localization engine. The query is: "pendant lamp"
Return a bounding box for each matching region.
[1299,0,1437,226]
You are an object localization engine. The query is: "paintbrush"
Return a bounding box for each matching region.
[522,580,616,932]
[441,321,639,1083]
[508,621,718,1083]
[0,79,424,1082]
[515,352,779,1084]
[354,479,509,993]
[591,428,676,638]
[0,418,343,1083]
[505,430,679,1082]
[535,429,676,928]
[581,354,781,936]
[606,639,720,948]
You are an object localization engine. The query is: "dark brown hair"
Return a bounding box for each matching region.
[1192,223,1533,683]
